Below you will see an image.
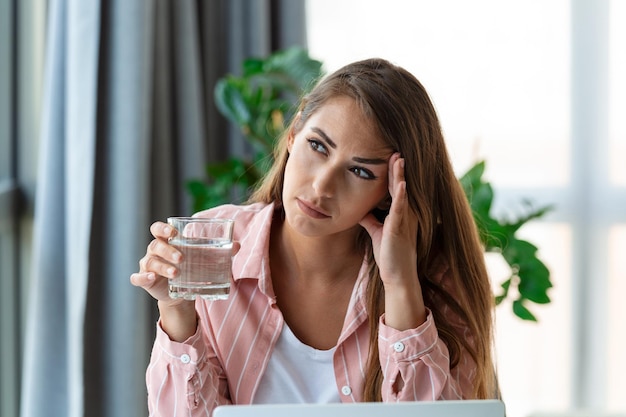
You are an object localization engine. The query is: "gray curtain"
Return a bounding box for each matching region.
[19,1,306,417]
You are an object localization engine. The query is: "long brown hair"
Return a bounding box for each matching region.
[249,58,496,400]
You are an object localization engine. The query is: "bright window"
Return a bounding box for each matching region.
[610,0,626,186]
[306,1,625,416]
[608,0,626,410]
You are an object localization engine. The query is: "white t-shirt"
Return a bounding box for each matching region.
[252,323,342,404]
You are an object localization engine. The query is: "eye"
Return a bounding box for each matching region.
[307,139,328,155]
[349,166,377,180]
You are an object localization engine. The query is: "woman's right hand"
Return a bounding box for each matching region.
[130,221,185,305]
[130,221,199,341]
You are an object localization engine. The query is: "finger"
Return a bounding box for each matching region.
[391,157,405,194]
[130,271,156,288]
[150,221,177,239]
[387,153,401,195]
[391,177,418,236]
[139,254,179,278]
[147,238,183,264]
[391,157,409,207]
[232,241,241,256]
[388,182,408,229]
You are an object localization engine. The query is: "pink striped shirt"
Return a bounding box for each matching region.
[146,202,475,416]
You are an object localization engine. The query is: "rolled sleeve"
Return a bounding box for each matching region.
[379,309,439,361]
[378,309,463,401]
[153,318,207,368]
[147,318,218,413]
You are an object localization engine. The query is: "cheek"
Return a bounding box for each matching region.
[287,140,309,167]
[282,158,297,191]
[344,183,388,216]
[284,148,307,179]
[282,151,311,196]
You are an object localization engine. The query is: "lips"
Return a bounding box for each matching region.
[296,198,331,219]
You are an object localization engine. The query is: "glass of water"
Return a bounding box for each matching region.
[167,217,234,300]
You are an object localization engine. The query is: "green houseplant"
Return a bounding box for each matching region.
[187,47,553,321]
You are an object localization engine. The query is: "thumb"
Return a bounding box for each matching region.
[232,241,241,256]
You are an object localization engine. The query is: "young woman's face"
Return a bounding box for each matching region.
[282,96,393,238]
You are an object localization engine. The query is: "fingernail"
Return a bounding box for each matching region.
[163,226,171,234]
[147,272,155,281]
[167,267,176,276]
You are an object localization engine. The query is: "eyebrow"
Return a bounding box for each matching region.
[311,127,388,165]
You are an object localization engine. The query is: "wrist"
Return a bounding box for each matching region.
[158,300,198,342]
[158,298,196,314]
[383,279,427,330]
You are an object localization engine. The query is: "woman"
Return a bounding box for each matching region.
[131,58,497,416]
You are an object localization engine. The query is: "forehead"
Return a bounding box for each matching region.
[302,96,391,154]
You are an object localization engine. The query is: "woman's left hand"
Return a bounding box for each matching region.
[359,153,418,283]
[359,153,427,329]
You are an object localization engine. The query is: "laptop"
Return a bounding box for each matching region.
[214,400,505,417]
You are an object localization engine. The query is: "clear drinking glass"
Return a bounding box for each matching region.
[167,217,234,300]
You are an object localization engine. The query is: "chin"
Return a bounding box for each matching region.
[285,213,323,236]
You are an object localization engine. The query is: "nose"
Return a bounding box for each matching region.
[311,164,339,198]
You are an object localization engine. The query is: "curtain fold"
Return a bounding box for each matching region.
[20,1,306,416]
[21,0,100,415]
[83,1,156,416]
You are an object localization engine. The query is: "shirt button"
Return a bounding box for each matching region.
[341,385,352,396]
[393,342,405,353]
[180,354,191,364]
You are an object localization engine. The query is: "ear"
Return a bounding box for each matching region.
[287,132,295,153]
[287,112,302,153]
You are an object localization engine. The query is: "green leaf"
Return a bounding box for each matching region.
[494,277,512,306]
[186,180,212,213]
[517,258,552,304]
[459,160,486,197]
[262,47,324,92]
[459,161,493,221]
[513,299,538,321]
[505,201,555,233]
[502,239,539,264]
[470,181,494,218]
[242,58,264,76]
[186,179,208,198]
[476,216,510,251]
[214,78,252,127]
[206,158,260,187]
